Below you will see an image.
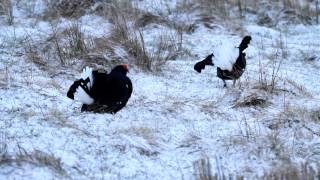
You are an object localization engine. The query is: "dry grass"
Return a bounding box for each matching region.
[21,17,134,72]
[119,127,157,145]
[135,12,167,28]
[254,32,286,94]
[8,0,186,73]
[110,14,150,70]
[265,104,320,138]
[49,22,89,65]
[193,156,246,180]
[0,121,7,162]
[228,124,320,179]
[22,21,90,69]
[0,66,10,89]
[0,0,13,25]
[43,0,94,19]
[191,0,318,28]
[0,146,67,176]
[23,35,49,71]
[310,110,320,122]
[253,77,313,98]
[149,32,180,71]
[284,77,314,98]
[195,0,230,18]
[92,0,182,71]
[263,161,320,180]
[22,0,181,72]
[19,2,131,69]
[193,156,214,180]
[233,92,269,108]
[62,23,88,60]
[21,32,54,69]
[110,13,179,71]
[114,126,159,156]
[45,107,96,137]
[258,60,282,94]
[267,105,309,130]
[38,0,317,27]
[193,156,319,179]
[226,128,320,179]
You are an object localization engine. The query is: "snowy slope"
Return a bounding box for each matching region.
[1,0,320,179]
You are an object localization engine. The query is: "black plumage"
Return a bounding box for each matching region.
[194,36,252,87]
[67,65,132,114]
[194,53,214,73]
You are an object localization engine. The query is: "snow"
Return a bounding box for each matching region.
[1,0,320,179]
[79,15,112,38]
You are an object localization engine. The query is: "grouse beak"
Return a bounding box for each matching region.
[122,64,129,72]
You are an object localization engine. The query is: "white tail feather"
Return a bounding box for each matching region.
[81,67,93,90]
[74,67,94,105]
[74,86,94,105]
[213,42,239,71]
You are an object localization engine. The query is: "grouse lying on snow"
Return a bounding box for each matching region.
[67,65,132,114]
[194,36,252,87]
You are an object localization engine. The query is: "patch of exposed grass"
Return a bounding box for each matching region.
[110,14,179,71]
[0,147,67,177]
[234,93,269,108]
[310,110,320,122]
[0,0,13,25]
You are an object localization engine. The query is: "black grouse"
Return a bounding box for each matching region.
[194,36,252,87]
[67,65,132,114]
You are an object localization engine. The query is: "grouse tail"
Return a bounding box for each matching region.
[238,36,252,53]
[67,67,94,105]
[194,54,214,73]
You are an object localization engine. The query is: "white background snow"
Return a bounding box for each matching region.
[0,0,320,179]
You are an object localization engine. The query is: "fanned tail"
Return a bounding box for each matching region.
[194,53,214,73]
[238,36,252,53]
[67,67,94,105]
[80,67,93,90]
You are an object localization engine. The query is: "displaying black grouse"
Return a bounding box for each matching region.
[67,65,132,114]
[194,36,252,87]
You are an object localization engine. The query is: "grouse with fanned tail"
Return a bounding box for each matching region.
[67,65,132,114]
[194,36,252,87]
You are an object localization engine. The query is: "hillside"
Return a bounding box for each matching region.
[0,0,320,179]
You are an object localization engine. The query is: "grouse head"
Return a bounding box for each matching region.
[111,64,129,75]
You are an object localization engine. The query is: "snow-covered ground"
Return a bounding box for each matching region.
[1,0,320,179]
